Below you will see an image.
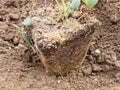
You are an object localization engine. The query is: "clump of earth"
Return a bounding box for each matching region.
[0,0,120,90]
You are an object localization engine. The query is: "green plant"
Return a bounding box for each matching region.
[13,0,99,52]
[61,0,67,13]
[55,0,99,20]
[68,0,81,14]
[55,0,81,19]
[12,17,35,52]
[13,16,46,61]
[82,0,99,9]
[12,0,36,51]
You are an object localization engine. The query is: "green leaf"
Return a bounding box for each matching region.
[22,17,32,26]
[13,24,35,52]
[71,0,81,9]
[21,32,33,46]
[61,0,67,13]
[82,0,86,3]
[82,0,99,9]
[20,27,33,46]
[68,8,74,14]
[68,0,81,14]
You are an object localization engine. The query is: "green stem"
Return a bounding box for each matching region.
[20,26,36,52]
[61,0,67,13]
[55,0,62,16]
[55,0,61,11]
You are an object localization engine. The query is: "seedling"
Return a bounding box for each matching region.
[55,0,68,20]
[13,0,99,53]
[61,0,67,13]
[55,0,99,20]
[55,0,81,20]
[12,17,35,52]
[55,0,63,18]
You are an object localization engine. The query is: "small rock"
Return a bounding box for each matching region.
[82,65,92,75]
[57,80,61,83]
[111,52,117,61]
[15,44,28,51]
[0,23,8,29]
[95,49,101,54]
[101,65,111,72]
[72,11,81,19]
[13,37,19,45]
[106,59,115,65]
[9,13,19,20]
[110,14,119,23]
[4,32,14,41]
[115,61,120,69]
[87,55,94,61]
[116,2,120,8]
[92,64,102,72]
[105,54,111,59]
[0,9,8,15]
[0,47,7,54]
[97,56,105,63]
[115,72,120,78]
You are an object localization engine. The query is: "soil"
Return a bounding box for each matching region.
[0,0,120,90]
[31,5,100,75]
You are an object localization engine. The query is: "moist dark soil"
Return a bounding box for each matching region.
[0,0,120,90]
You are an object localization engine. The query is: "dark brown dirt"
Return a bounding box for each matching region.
[0,0,120,90]
[32,6,100,74]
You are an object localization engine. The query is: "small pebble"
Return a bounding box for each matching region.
[13,37,19,45]
[115,61,120,69]
[82,65,92,75]
[95,49,101,54]
[92,64,102,72]
[110,14,119,23]
[58,80,61,83]
[9,13,19,20]
[111,52,117,61]
[72,11,81,18]
[4,32,14,41]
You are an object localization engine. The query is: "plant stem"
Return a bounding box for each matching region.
[61,0,67,13]
[31,0,36,10]
[55,0,63,17]
[55,0,61,11]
